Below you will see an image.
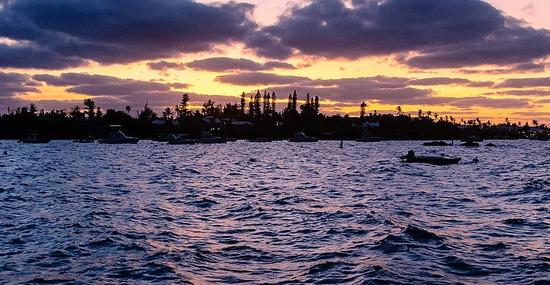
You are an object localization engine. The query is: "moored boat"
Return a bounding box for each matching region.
[423,140,453,146]
[289,132,317,142]
[248,137,272,142]
[198,131,227,144]
[73,136,95,143]
[167,134,198,145]
[19,134,51,144]
[356,136,382,142]
[99,130,139,144]
[460,141,480,147]
[400,150,461,165]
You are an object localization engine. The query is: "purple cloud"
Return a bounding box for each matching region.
[0,0,257,68]
[216,72,310,86]
[495,77,550,88]
[249,0,550,69]
[185,57,295,72]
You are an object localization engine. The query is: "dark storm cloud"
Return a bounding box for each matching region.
[0,0,256,68]
[495,77,550,88]
[185,57,295,72]
[250,0,550,68]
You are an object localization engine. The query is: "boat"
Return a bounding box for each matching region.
[198,131,227,144]
[289,132,318,142]
[461,137,483,142]
[460,141,480,147]
[400,151,461,166]
[529,136,549,141]
[356,136,382,142]
[19,134,50,144]
[98,130,139,144]
[485,143,498,147]
[356,127,381,142]
[167,134,198,145]
[423,141,452,146]
[248,137,272,142]
[152,134,174,142]
[73,136,95,143]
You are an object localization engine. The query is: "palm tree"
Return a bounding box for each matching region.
[360,101,367,118]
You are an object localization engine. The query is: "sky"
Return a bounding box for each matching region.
[1,0,549,123]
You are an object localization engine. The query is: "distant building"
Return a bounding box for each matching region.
[231,120,255,126]
[151,119,178,126]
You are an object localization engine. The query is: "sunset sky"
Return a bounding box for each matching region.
[1,0,549,123]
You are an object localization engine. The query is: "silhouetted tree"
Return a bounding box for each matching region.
[176,93,190,119]
[314,96,319,113]
[83,99,96,119]
[253,90,261,117]
[138,102,157,122]
[240,92,246,115]
[69,106,84,119]
[29,103,37,116]
[162,107,173,122]
[360,101,367,118]
[291,90,298,112]
[125,105,131,115]
[202,99,222,117]
[271,92,276,114]
[248,95,254,117]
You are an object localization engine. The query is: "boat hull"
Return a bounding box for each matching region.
[402,156,461,166]
[19,139,51,144]
[99,139,139,144]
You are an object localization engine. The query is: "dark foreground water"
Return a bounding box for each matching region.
[0,140,548,284]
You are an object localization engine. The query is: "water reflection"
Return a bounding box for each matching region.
[0,140,548,284]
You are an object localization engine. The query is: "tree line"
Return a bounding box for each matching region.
[0,91,547,140]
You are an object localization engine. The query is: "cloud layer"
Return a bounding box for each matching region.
[249,0,550,68]
[0,0,256,68]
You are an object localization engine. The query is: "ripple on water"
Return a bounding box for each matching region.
[0,140,548,284]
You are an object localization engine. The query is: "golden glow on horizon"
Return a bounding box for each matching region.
[2,1,550,123]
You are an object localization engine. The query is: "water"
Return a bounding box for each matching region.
[0,140,548,284]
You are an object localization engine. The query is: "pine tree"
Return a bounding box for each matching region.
[314,96,319,113]
[287,94,292,111]
[83,98,96,119]
[248,95,254,117]
[271,92,276,114]
[291,90,298,112]
[254,90,261,117]
[240,92,246,115]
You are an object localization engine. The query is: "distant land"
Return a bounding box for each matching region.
[1,92,548,141]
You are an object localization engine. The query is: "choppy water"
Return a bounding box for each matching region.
[0,140,549,284]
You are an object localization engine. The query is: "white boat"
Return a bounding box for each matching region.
[99,130,139,144]
[19,134,51,144]
[289,132,317,142]
[198,131,227,144]
[168,134,198,145]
